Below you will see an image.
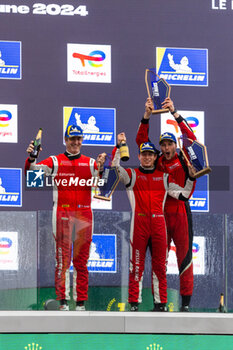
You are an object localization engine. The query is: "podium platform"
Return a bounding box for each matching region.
[0,311,233,334]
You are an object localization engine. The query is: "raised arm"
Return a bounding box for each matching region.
[25,140,53,175]
[162,97,196,141]
[135,98,153,147]
[111,132,132,186]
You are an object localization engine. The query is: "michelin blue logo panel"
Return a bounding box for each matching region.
[0,41,21,79]
[189,175,209,212]
[157,47,208,87]
[66,107,116,146]
[88,234,116,273]
[0,168,22,207]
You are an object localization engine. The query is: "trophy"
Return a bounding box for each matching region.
[178,136,212,178]
[145,68,171,114]
[94,154,120,201]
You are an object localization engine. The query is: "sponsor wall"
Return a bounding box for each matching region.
[0,0,232,308]
[0,0,230,214]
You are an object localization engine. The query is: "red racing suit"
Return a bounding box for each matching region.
[112,147,195,304]
[136,115,196,297]
[25,151,98,302]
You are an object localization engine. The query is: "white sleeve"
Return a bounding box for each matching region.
[168,177,195,200]
[112,148,131,186]
[89,157,97,177]
[29,157,54,176]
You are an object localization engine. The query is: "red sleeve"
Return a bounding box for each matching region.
[177,116,196,142]
[177,115,196,161]
[24,158,32,175]
[111,146,118,163]
[136,120,150,147]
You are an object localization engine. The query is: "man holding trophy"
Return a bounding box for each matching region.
[136,97,196,311]
[112,132,196,312]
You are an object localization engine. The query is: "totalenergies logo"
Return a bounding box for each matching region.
[166,116,199,133]
[170,242,200,255]
[192,242,200,254]
[0,237,12,254]
[0,110,12,127]
[73,50,106,67]
[186,116,199,129]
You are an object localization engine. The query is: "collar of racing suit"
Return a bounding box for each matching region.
[64,151,81,160]
[138,165,156,174]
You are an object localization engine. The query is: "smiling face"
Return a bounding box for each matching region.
[160,140,176,160]
[65,136,83,154]
[138,151,157,168]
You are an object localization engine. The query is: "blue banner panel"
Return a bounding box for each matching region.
[88,233,116,273]
[64,107,116,146]
[157,47,208,86]
[0,41,21,79]
[189,175,209,212]
[0,168,22,207]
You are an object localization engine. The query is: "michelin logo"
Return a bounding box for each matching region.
[189,175,209,212]
[0,168,22,207]
[0,41,21,80]
[75,113,112,141]
[88,234,116,273]
[156,47,208,86]
[189,198,206,208]
[64,107,116,146]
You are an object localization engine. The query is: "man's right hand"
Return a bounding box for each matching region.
[26,141,42,160]
[144,98,153,120]
[117,132,126,146]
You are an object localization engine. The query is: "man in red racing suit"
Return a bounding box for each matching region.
[112,132,195,311]
[25,125,106,311]
[136,97,196,311]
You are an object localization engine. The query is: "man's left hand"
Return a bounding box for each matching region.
[161,97,175,113]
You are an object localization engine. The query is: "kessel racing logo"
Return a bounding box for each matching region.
[63,106,116,146]
[156,47,208,86]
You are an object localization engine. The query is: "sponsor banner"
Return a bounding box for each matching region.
[67,43,111,83]
[156,47,208,86]
[160,110,205,145]
[0,41,21,79]
[63,106,116,146]
[0,104,18,143]
[0,168,22,207]
[88,234,116,273]
[1,334,233,350]
[167,236,205,275]
[189,174,209,212]
[70,233,117,273]
[0,232,18,270]
[70,234,116,273]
